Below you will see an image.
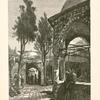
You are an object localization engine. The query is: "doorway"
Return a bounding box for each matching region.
[26,63,41,85]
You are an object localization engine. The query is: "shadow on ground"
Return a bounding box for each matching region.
[40,90,55,100]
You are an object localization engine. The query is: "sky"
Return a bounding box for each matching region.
[8,0,66,51]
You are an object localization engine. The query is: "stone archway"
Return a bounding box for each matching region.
[60,21,90,81]
[54,21,90,83]
[26,63,41,85]
[63,21,90,48]
[66,36,90,81]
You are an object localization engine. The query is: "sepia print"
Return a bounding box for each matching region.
[9,0,90,100]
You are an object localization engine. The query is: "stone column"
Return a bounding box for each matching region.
[59,56,66,81]
[53,55,59,83]
[40,64,45,85]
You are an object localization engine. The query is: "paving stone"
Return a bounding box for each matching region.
[9,85,53,100]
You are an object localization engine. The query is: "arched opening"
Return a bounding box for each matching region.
[26,63,41,85]
[64,21,90,48]
[58,21,90,83]
[65,37,90,82]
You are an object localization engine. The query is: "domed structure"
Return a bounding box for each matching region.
[61,0,87,11]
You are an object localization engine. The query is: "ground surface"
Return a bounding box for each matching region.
[9,85,53,100]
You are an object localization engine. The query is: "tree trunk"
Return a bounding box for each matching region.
[43,54,46,85]
[9,60,13,85]
[17,51,22,87]
[17,39,25,88]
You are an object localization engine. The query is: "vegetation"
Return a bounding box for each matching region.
[12,0,37,86]
[34,13,53,84]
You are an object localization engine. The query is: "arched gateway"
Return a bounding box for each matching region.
[48,0,90,82]
[26,62,41,85]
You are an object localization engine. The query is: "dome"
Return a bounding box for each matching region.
[61,0,87,12]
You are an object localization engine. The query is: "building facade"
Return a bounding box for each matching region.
[48,0,90,83]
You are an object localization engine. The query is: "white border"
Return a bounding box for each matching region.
[0,0,8,100]
[0,0,100,100]
[91,0,100,100]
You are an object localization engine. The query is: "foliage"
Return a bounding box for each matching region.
[34,13,53,84]
[34,13,53,60]
[13,0,37,43]
[12,0,37,87]
[12,0,37,61]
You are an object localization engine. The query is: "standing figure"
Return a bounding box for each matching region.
[56,71,77,100]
